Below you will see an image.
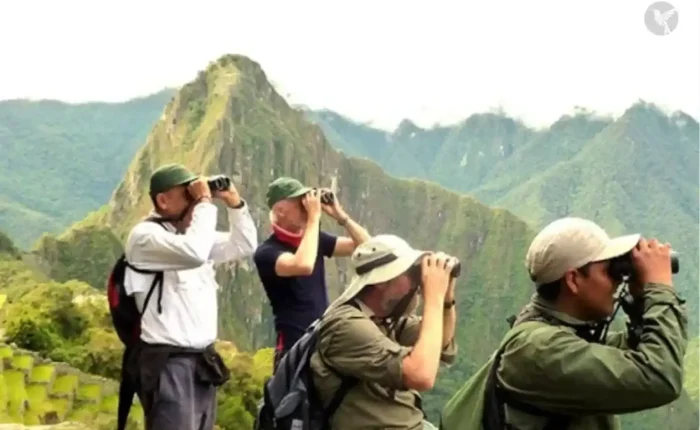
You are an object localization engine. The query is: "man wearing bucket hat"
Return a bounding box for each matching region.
[440,217,687,430]
[308,234,459,430]
[254,176,371,371]
[122,163,258,430]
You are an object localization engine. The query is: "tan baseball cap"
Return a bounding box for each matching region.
[525,217,641,286]
[325,234,427,314]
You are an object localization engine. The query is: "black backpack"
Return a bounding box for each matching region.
[105,219,167,430]
[254,302,360,430]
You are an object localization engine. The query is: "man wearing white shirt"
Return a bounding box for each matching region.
[123,163,258,430]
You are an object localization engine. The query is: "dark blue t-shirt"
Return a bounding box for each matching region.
[253,230,338,350]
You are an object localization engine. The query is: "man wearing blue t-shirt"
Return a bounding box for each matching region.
[253,176,371,370]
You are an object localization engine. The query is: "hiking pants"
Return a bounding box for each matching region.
[142,355,217,430]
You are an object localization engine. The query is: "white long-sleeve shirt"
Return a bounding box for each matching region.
[123,200,258,348]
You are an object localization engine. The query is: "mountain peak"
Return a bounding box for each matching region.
[393,118,422,137]
[619,99,698,128]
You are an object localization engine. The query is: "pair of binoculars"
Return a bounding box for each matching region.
[608,250,679,282]
[407,258,462,285]
[311,188,335,205]
[207,174,232,192]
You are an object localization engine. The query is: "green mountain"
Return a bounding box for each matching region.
[26,54,698,429]
[0,89,176,249]
[307,106,700,330]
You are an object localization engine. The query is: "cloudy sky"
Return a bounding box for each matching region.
[1,0,698,130]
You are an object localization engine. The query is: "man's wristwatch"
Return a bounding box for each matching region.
[230,199,245,209]
[444,299,456,310]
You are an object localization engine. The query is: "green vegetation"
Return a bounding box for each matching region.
[31,208,123,289]
[26,54,697,430]
[0,89,176,249]
[0,245,272,429]
[309,106,699,326]
[8,56,697,430]
[309,106,700,429]
[0,342,141,429]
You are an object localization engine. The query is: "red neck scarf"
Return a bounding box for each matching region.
[272,223,303,248]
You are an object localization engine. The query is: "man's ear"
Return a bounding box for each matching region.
[155,192,168,211]
[563,269,580,296]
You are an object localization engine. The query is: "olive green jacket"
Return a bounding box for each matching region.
[310,299,457,430]
[441,283,688,430]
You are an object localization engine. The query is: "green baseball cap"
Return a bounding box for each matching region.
[149,163,199,197]
[266,177,312,208]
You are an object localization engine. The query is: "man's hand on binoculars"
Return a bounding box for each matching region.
[421,252,458,301]
[213,184,241,208]
[319,188,347,222]
[631,237,673,289]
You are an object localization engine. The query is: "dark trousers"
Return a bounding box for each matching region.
[142,355,217,430]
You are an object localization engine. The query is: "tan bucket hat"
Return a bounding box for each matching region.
[325,234,427,314]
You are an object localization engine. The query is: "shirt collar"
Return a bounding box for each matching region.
[529,293,596,327]
[144,211,177,233]
[354,298,376,317]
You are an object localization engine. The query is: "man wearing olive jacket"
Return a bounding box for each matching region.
[441,217,688,430]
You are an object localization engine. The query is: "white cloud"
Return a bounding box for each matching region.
[0,0,697,130]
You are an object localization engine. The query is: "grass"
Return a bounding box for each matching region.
[77,384,101,402]
[0,374,6,415]
[0,345,136,428]
[5,370,27,415]
[68,402,100,422]
[0,345,13,359]
[11,353,34,371]
[49,397,71,422]
[26,383,48,404]
[99,394,119,413]
[30,364,55,383]
[52,374,79,396]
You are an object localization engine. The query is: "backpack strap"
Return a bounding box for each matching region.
[123,218,168,315]
[488,342,572,430]
[133,268,164,315]
[324,371,359,418]
[483,316,574,430]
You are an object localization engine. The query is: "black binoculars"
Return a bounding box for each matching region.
[317,189,335,205]
[207,175,232,192]
[608,250,679,282]
[407,258,462,285]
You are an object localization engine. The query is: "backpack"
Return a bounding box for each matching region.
[254,302,360,430]
[105,219,167,430]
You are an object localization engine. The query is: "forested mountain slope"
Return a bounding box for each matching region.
[26,54,698,428]
[308,106,700,331]
[0,89,176,248]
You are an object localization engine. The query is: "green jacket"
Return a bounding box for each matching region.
[441,283,688,430]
